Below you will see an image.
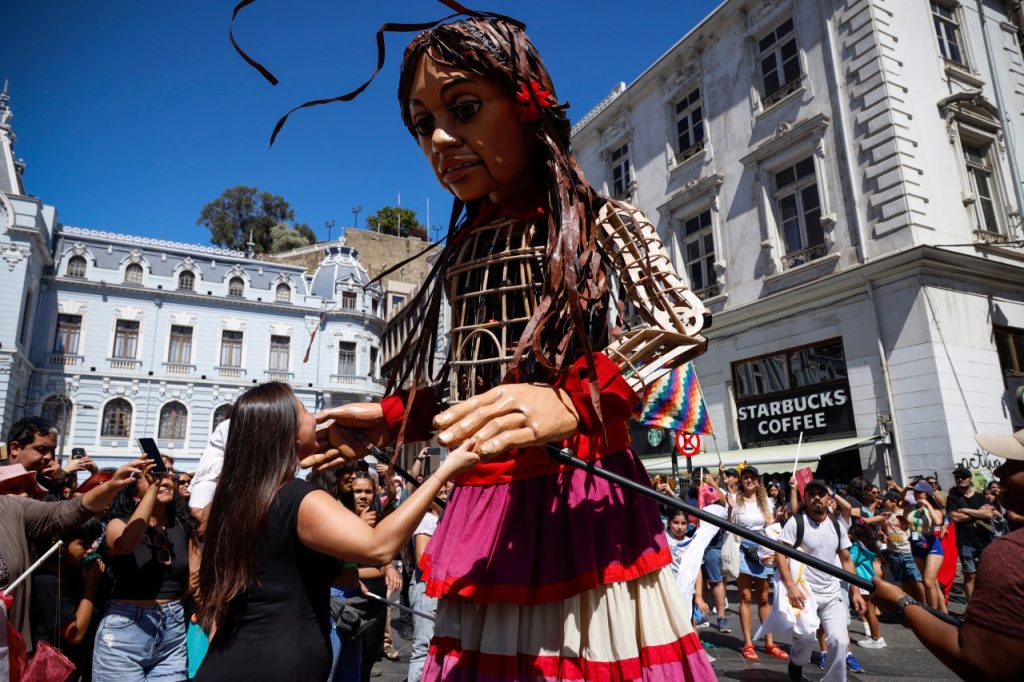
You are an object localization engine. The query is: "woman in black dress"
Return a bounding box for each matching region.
[194,383,478,682]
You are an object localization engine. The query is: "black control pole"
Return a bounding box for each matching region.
[546,446,963,627]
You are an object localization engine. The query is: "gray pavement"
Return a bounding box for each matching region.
[368,592,961,681]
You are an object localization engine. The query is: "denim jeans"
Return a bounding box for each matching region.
[407,580,438,682]
[92,600,187,682]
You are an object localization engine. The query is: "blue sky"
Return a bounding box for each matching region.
[3,0,722,245]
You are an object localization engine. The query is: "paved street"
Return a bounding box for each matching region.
[369,590,961,681]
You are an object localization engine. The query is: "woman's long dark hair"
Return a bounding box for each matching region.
[198,382,301,630]
[389,18,609,433]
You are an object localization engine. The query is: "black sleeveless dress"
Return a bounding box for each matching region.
[196,479,339,681]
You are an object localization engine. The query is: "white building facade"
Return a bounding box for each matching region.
[572,0,1024,485]
[1,92,385,471]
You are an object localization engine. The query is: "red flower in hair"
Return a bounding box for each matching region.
[513,80,556,123]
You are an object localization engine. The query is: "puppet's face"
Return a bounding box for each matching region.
[407,57,537,205]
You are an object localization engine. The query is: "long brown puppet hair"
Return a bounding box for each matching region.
[389,18,611,440]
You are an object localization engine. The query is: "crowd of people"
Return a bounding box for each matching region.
[651,452,1024,681]
[3,403,1023,682]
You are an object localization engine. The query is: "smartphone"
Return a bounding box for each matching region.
[71,447,87,460]
[136,438,169,474]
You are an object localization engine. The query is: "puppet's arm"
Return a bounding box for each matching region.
[596,201,708,396]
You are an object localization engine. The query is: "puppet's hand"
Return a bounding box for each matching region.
[301,403,389,471]
[434,384,579,458]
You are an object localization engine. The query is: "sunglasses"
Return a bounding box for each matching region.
[150,529,173,567]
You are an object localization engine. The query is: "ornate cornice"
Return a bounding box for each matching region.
[61,226,249,259]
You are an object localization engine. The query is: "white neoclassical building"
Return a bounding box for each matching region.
[1,90,385,471]
[572,0,1024,486]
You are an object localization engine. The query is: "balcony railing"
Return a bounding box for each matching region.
[330,374,384,388]
[265,370,294,382]
[675,139,706,164]
[781,242,829,270]
[50,353,83,367]
[108,357,142,370]
[216,366,246,379]
[163,362,196,375]
[693,283,722,300]
[762,74,804,109]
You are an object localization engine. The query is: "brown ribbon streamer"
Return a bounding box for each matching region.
[229,0,523,146]
[229,0,279,85]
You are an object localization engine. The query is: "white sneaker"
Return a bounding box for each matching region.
[857,637,887,649]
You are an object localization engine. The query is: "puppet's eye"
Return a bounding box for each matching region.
[412,115,435,137]
[451,99,481,122]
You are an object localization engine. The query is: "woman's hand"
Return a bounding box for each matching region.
[434,383,579,457]
[385,564,401,593]
[436,439,480,478]
[359,508,378,527]
[302,402,389,471]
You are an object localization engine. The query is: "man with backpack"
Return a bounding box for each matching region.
[775,479,866,682]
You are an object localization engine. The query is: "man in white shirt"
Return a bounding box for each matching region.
[776,479,866,682]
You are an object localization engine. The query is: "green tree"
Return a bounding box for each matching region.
[197,186,316,254]
[365,206,427,239]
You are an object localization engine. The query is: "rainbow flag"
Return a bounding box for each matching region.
[638,363,713,434]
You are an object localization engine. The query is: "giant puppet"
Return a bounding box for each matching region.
[247,8,716,681]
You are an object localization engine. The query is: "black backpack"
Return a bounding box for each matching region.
[793,513,842,555]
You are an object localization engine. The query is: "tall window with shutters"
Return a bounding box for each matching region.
[758,18,802,107]
[338,342,356,375]
[168,326,193,365]
[610,144,632,198]
[220,330,243,367]
[269,335,290,371]
[112,320,140,359]
[674,89,705,161]
[54,314,82,355]
[681,210,718,299]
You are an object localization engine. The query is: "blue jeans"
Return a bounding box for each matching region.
[407,581,438,682]
[959,544,984,574]
[92,600,187,682]
[886,550,923,584]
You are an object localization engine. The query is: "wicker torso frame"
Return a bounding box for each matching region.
[446,217,545,402]
[444,202,707,403]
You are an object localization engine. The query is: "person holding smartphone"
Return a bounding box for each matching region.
[93,459,199,681]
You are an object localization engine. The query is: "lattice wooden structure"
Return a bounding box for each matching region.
[445,203,708,402]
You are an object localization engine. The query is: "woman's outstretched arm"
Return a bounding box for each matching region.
[297,440,478,564]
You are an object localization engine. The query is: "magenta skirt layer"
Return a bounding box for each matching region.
[420,449,671,605]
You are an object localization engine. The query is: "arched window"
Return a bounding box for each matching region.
[212,403,232,430]
[275,283,291,303]
[228,277,245,297]
[177,271,195,291]
[101,398,132,438]
[124,263,144,285]
[66,256,87,278]
[158,401,188,440]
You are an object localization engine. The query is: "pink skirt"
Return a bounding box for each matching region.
[420,450,717,682]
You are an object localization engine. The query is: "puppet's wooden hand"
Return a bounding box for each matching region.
[301,403,389,471]
[434,384,579,457]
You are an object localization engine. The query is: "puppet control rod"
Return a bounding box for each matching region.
[350,431,957,625]
[545,445,964,627]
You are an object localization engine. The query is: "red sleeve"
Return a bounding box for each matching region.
[556,353,640,435]
[380,387,440,444]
